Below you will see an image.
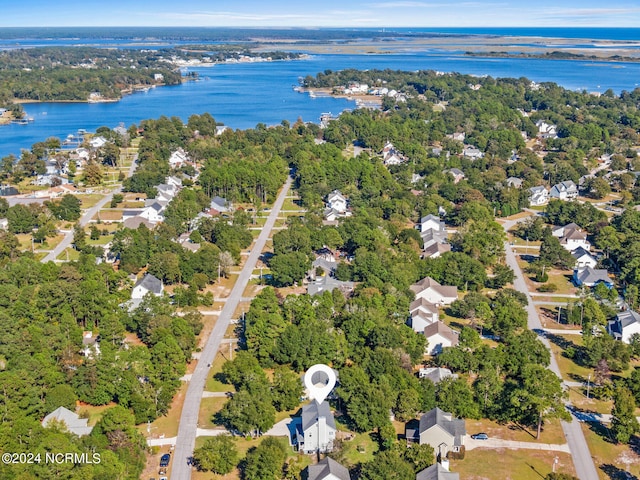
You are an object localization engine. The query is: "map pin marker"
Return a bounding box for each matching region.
[304,364,337,405]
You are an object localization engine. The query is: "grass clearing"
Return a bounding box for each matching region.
[465,418,566,445]
[79,193,104,209]
[198,397,228,428]
[580,422,640,479]
[450,448,576,480]
[95,209,122,221]
[333,431,379,467]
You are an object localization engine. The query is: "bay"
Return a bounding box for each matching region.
[2,51,640,158]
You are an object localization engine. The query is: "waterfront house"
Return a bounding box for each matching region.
[42,407,93,437]
[295,401,336,454]
[405,407,466,457]
[89,136,107,149]
[573,267,613,288]
[550,180,578,201]
[528,186,549,206]
[607,310,640,344]
[410,277,458,306]
[306,457,351,480]
[424,321,459,355]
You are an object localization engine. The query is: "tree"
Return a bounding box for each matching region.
[48,194,82,221]
[83,162,103,186]
[271,366,303,412]
[360,450,414,480]
[193,435,238,474]
[218,386,275,436]
[269,251,311,287]
[242,437,287,480]
[610,386,640,444]
[539,228,574,269]
[510,364,568,439]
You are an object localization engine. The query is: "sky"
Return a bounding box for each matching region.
[1,0,640,28]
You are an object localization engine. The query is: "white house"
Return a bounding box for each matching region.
[418,367,458,384]
[552,223,591,251]
[424,321,459,355]
[505,177,523,188]
[528,186,549,206]
[409,298,440,333]
[550,180,578,201]
[462,145,484,160]
[572,247,598,269]
[536,120,558,139]
[89,136,107,149]
[327,190,347,214]
[419,214,446,233]
[607,310,640,344]
[410,277,458,305]
[131,273,164,300]
[139,202,165,224]
[295,401,336,454]
[42,407,93,437]
[169,148,190,168]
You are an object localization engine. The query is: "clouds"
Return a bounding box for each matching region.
[1,0,640,27]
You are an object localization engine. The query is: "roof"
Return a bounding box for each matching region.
[301,401,336,432]
[419,407,466,446]
[308,276,354,296]
[410,277,458,300]
[419,367,457,384]
[410,297,440,315]
[423,321,459,347]
[616,310,640,329]
[423,242,451,258]
[134,273,163,295]
[420,214,442,225]
[42,407,93,436]
[552,180,578,192]
[529,185,547,194]
[327,190,346,202]
[574,267,612,286]
[506,177,523,188]
[123,216,155,230]
[448,168,464,176]
[572,247,596,260]
[307,457,351,480]
[416,464,460,480]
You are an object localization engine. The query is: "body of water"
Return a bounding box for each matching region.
[2,49,640,158]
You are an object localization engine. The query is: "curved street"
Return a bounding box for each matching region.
[171,176,293,480]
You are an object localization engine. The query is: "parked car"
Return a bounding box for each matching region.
[471,433,489,440]
[159,453,171,467]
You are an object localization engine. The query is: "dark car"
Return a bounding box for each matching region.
[471,433,489,440]
[159,453,171,467]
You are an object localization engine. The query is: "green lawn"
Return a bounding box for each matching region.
[580,422,640,479]
[79,193,106,209]
[450,448,576,480]
[333,431,379,467]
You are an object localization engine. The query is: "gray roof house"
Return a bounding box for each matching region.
[210,196,232,213]
[418,367,458,384]
[550,180,578,201]
[572,247,597,269]
[416,463,460,480]
[528,186,549,206]
[295,401,337,454]
[42,407,93,436]
[505,177,523,188]
[131,273,164,300]
[424,321,460,355]
[406,407,466,457]
[307,457,351,480]
[573,267,613,288]
[607,310,640,344]
[308,276,355,297]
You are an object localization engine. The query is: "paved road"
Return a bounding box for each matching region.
[502,217,600,480]
[171,176,293,480]
[41,154,138,263]
[465,436,570,453]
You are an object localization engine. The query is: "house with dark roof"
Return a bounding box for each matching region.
[607,310,640,344]
[295,401,336,454]
[405,407,466,457]
[410,277,458,306]
[572,247,597,269]
[307,276,355,297]
[306,457,351,480]
[131,273,164,300]
[42,407,93,437]
[424,321,459,355]
[210,196,232,213]
[423,242,451,259]
[446,168,465,184]
[416,463,460,480]
[573,267,613,288]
